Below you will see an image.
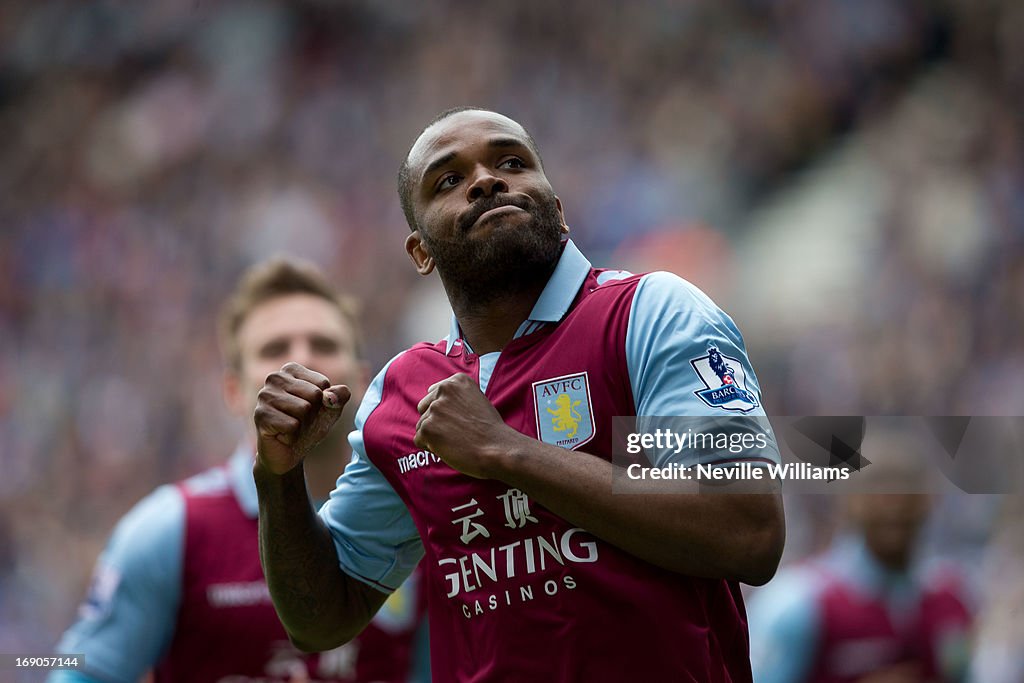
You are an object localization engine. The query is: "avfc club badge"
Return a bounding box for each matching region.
[533,372,596,449]
[690,344,760,413]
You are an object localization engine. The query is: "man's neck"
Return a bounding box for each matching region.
[451,281,547,355]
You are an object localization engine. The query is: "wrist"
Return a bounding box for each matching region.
[482,426,535,482]
[254,454,305,486]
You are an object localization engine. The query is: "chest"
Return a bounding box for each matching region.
[178,494,283,640]
[365,299,636,577]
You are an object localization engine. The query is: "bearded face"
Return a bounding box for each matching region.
[405,110,569,310]
[419,186,564,306]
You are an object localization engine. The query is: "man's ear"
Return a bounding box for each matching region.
[223,369,246,417]
[555,196,569,233]
[406,230,435,275]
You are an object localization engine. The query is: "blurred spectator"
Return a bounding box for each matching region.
[46,257,427,683]
[748,430,973,683]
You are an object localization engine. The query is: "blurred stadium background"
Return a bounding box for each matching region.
[0,0,1021,679]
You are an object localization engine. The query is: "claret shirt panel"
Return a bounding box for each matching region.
[321,242,776,682]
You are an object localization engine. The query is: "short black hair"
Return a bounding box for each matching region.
[397,107,544,231]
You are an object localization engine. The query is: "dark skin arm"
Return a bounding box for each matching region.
[253,363,387,651]
[416,373,785,585]
[254,358,784,654]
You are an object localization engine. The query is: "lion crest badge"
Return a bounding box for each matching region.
[533,372,595,449]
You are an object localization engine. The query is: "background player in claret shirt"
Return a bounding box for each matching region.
[49,258,427,683]
[253,107,786,682]
[748,431,973,683]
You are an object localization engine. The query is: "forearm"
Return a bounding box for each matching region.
[254,460,382,650]
[494,435,785,585]
[415,373,785,583]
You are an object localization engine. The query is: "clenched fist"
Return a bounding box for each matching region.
[255,362,351,475]
[415,372,527,479]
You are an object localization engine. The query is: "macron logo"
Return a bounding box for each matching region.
[207,581,272,607]
[397,449,442,474]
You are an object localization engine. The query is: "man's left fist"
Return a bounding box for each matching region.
[414,372,523,479]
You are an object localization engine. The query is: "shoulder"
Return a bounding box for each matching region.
[631,271,736,324]
[78,485,185,620]
[623,270,748,361]
[386,343,444,373]
[55,488,186,681]
[371,344,461,383]
[177,464,231,497]
[355,350,413,424]
[625,270,752,371]
[573,268,643,305]
[919,560,973,608]
[575,268,727,320]
[372,342,465,402]
[571,268,717,324]
[110,484,185,556]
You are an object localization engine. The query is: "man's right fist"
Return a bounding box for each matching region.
[254,362,351,475]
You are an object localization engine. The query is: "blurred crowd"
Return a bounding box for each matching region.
[1,0,1022,678]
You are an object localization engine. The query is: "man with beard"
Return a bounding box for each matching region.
[253,108,786,682]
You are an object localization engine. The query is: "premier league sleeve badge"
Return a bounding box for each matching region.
[689,344,760,413]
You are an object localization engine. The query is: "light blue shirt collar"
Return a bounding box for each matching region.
[445,239,592,354]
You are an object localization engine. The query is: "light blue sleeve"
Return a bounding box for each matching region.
[318,354,424,594]
[626,271,780,467]
[747,569,821,683]
[48,485,184,683]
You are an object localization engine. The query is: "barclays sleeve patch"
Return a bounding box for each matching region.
[689,344,760,413]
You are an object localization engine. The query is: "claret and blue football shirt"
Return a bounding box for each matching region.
[320,239,780,682]
[51,446,425,683]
